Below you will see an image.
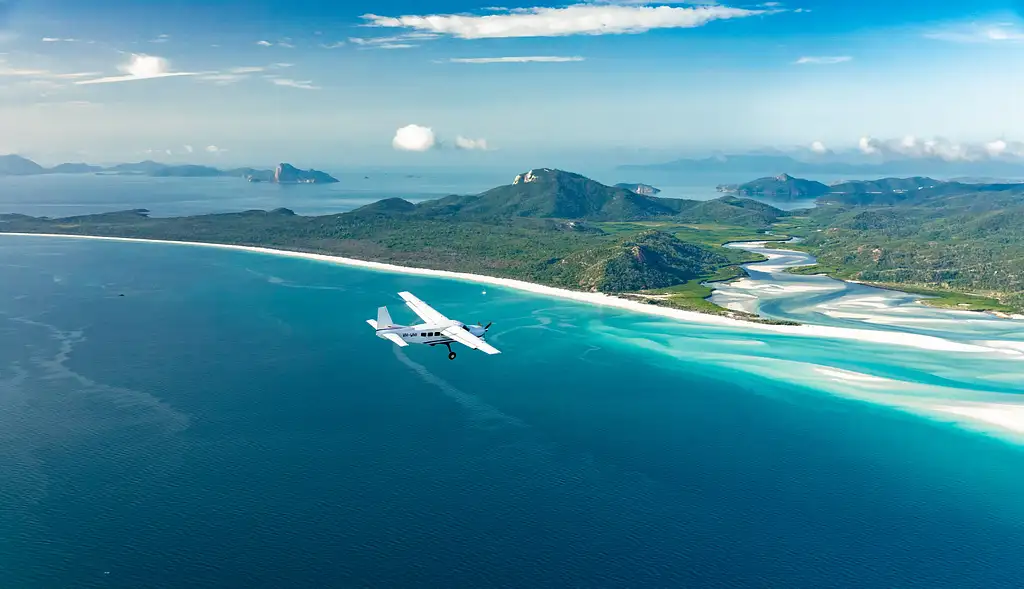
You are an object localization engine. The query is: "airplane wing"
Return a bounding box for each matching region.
[381,332,408,347]
[442,326,501,355]
[398,291,450,325]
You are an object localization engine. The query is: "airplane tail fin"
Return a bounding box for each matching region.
[376,306,394,329]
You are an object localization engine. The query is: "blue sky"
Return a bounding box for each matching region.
[1,0,1023,167]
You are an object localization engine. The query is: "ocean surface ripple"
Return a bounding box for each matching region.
[1,236,1023,588]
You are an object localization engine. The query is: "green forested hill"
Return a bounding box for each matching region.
[9,168,1022,315]
[734,174,829,201]
[410,168,787,226]
[791,184,1024,311]
[0,197,753,313]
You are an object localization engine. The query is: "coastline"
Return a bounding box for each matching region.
[4,232,1023,358]
[6,232,1024,442]
[737,240,1024,320]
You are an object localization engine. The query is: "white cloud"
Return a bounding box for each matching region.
[393,124,436,151]
[184,144,193,153]
[256,40,273,46]
[455,136,490,150]
[270,78,320,90]
[0,58,98,80]
[810,140,828,154]
[320,41,346,48]
[150,34,170,43]
[858,136,881,155]
[446,55,584,63]
[75,54,196,85]
[361,4,768,39]
[349,33,437,49]
[985,139,1007,157]
[41,37,77,42]
[206,145,227,153]
[855,135,1024,161]
[925,21,1024,43]
[199,73,247,85]
[794,55,852,65]
[229,66,265,74]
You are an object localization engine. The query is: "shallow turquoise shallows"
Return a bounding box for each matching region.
[2,236,1023,588]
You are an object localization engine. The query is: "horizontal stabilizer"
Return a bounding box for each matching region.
[381,332,408,347]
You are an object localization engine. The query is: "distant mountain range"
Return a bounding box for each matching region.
[354,167,787,228]
[0,155,338,184]
[619,153,1024,178]
[722,173,1024,206]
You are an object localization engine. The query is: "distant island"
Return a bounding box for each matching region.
[0,154,338,184]
[2,167,1022,316]
[614,183,661,195]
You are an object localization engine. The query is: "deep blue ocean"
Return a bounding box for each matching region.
[2,236,1024,588]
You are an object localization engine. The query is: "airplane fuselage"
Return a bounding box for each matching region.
[375,322,486,346]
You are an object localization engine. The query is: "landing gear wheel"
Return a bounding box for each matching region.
[448,351,457,360]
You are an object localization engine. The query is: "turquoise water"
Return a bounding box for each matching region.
[2,236,1024,588]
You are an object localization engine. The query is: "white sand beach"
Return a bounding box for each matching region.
[4,232,1022,359]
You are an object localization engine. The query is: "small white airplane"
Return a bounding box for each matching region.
[367,291,500,360]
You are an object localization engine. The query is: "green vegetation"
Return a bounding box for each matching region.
[862,284,1016,313]
[0,168,795,321]
[763,176,1024,313]
[6,167,1023,317]
[731,173,829,201]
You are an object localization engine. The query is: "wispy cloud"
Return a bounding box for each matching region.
[794,55,852,65]
[856,135,1024,161]
[229,66,265,74]
[924,21,1024,43]
[256,39,295,48]
[149,34,170,43]
[31,100,100,109]
[319,41,346,49]
[446,55,584,63]
[269,78,319,90]
[197,66,267,85]
[455,136,490,150]
[349,33,437,49]
[76,54,197,85]
[41,37,78,42]
[361,4,770,39]
[0,58,97,80]
[206,145,227,154]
